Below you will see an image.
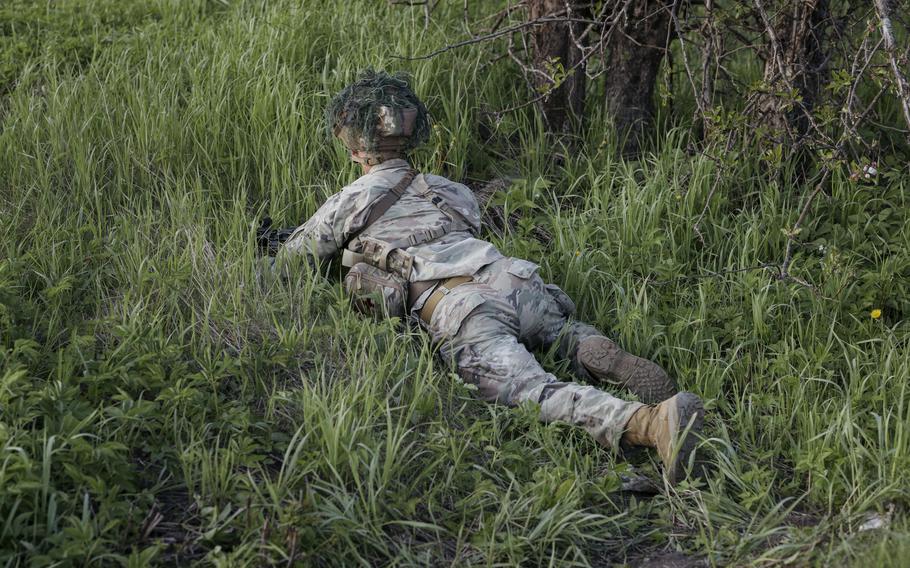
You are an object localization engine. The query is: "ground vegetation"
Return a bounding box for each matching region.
[1,0,908,565]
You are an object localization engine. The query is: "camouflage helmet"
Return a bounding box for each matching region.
[326,70,430,166]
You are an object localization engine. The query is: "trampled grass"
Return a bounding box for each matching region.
[1,1,908,565]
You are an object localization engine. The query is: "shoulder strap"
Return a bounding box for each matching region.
[346,169,416,247]
[411,174,472,229]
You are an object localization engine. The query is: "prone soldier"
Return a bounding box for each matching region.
[278,71,705,483]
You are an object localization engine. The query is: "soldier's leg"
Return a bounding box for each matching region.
[541,312,679,404]
[474,258,678,403]
[434,291,644,450]
[432,286,705,483]
[523,278,679,404]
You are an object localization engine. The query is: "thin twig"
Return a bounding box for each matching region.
[692,130,737,243]
[480,1,527,32]
[649,263,780,286]
[391,15,597,60]
[669,0,707,119]
[699,0,718,127]
[842,34,884,139]
[873,0,910,139]
[779,79,890,279]
[779,167,832,279]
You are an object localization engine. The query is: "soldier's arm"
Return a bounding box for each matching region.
[282,191,351,262]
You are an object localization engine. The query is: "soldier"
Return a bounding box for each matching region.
[280,70,705,483]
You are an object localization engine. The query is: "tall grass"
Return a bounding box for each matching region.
[0,0,908,565]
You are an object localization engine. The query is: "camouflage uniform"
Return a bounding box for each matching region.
[285,159,643,449]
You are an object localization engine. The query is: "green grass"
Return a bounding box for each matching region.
[1,0,908,565]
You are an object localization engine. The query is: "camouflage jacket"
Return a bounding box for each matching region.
[283,159,504,318]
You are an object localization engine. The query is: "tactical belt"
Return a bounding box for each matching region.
[417,276,473,324]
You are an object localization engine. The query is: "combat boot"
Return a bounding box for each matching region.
[577,336,677,403]
[622,392,704,483]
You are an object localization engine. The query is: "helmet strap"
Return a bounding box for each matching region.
[350,149,402,166]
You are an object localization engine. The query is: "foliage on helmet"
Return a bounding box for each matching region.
[325,69,430,153]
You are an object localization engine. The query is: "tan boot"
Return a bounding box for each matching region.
[622,392,704,483]
[577,336,678,403]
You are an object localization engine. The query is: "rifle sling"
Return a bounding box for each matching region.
[344,169,416,252]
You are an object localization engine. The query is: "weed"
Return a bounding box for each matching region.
[0,0,908,565]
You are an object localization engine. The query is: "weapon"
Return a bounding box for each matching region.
[256,217,297,256]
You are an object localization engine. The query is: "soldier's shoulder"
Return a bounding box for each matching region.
[338,172,385,199]
[421,172,468,191]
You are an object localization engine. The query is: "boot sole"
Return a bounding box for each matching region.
[665,392,704,484]
[578,337,678,404]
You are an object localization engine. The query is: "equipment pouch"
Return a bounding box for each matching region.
[344,262,409,319]
[360,237,414,279]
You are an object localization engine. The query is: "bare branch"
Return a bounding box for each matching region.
[874,0,910,139]
[779,80,892,280]
[668,0,707,119]
[779,166,832,280]
[699,0,718,122]
[391,15,598,61]
[692,130,737,243]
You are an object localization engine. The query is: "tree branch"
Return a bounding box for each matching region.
[873,0,910,139]
[391,15,598,61]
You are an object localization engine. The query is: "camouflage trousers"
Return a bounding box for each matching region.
[429,257,644,450]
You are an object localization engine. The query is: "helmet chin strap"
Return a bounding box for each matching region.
[350,149,401,166]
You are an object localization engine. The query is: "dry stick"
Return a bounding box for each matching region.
[564,0,613,55]
[779,81,891,280]
[779,167,832,280]
[391,15,597,60]
[699,0,717,118]
[478,51,510,72]
[507,5,591,116]
[593,0,633,76]
[574,1,626,81]
[688,2,736,243]
[749,0,848,283]
[843,35,884,139]
[488,3,515,35]
[692,131,737,244]
[503,4,688,126]
[387,0,438,30]
[507,32,544,96]
[873,0,910,139]
[518,20,549,88]
[564,0,586,53]
[650,263,780,287]
[669,0,707,119]
[522,0,599,116]
[495,17,622,117]
[477,1,529,40]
